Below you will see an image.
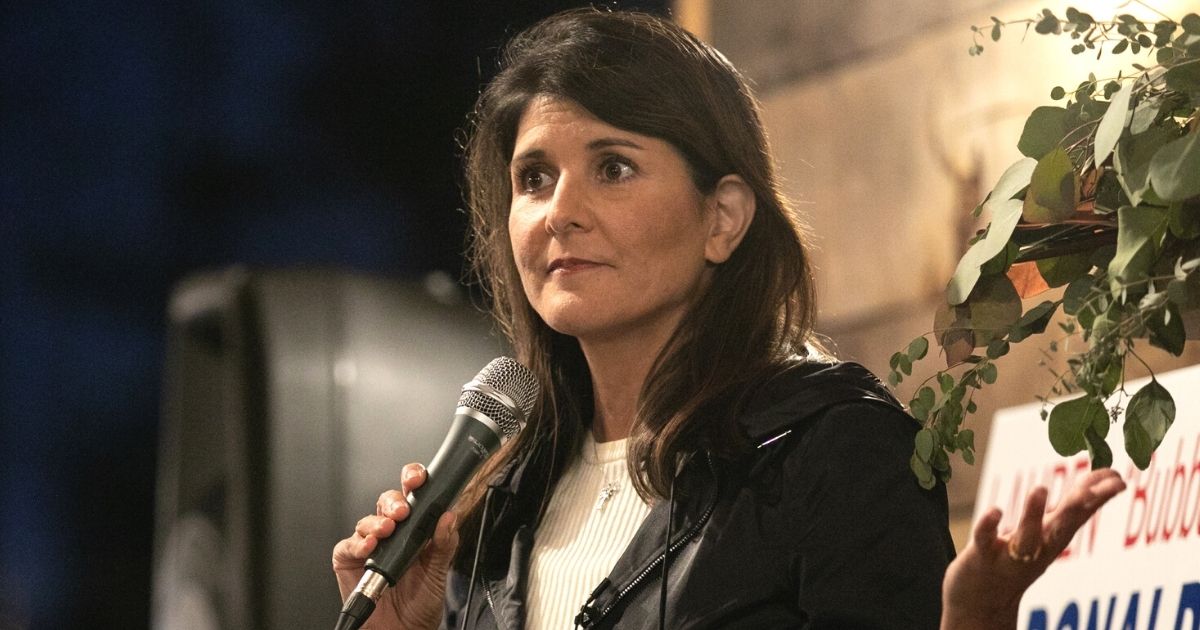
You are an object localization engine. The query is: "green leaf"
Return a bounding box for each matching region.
[947,198,1025,305]
[1024,147,1080,223]
[1036,14,1059,34]
[988,158,1040,210]
[947,156,1038,305]
[1183,13,1200,34]
[1018,107,1068,159]
[979,241,1018,277]
[979,362,998,384]
[915,428,935,462]
[938,372,955,393]
[1164,57,1200,96]
[934,302,975,366]
[1037,253,1093,288]
[1167,278,1188,306]
[958,429,975,450]
[1095,81,1135,166]
[986,339,1009,359]
[898,354,913,376]
[1094,170,1126,215]
[1051,86,1066,100]
[966,400,978,413]
[917,385,934,410]
[1148,130,1200,202]
[1099,359,1123,398]
[1167,266,1200,309]
[968,274,1023,344]
[1090,307,1118,343]
[931,446,951,472]
[1048,395,1109,456]
[1124,379,1176,469]
[887,371,901,387]
[1090,244,1117,271]
[910,387,934,422]
[1168,202,1200,239]
[1085,426,1114,469]
[1063,275,1096,315]
[910,452,935,488]
[907,336,929,361]
[1115,123,1181,206]
[1130,96,1161,136]
[1009,299,1059,341]
[1147,303,1186,355]
[889,352,902,370]
[1107,205,1168,299]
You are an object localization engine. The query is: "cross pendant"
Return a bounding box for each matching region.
[594,482,619,511]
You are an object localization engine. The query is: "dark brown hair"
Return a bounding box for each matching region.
[456,7,819,556]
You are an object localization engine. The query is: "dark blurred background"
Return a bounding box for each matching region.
[0,2,668,628]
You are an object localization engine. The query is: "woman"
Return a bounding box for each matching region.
[333,9,1125,629]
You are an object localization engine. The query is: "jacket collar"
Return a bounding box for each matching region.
[473,359,903,629]
[736,359,903,443]
[475,451,720,630]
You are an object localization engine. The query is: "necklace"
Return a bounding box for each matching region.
[590,436,623,512]
[595,480,620,511]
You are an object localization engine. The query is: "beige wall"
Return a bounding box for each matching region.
[690,0,1200,545]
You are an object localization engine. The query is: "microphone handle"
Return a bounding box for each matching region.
[364,411,503,584]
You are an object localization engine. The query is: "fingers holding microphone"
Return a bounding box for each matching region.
[333,463,460,630]
[332,464,429,597]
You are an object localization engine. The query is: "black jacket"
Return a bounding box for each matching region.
[441,361,956,629]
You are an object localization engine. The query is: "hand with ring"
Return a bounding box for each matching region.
[939,468,1126,630]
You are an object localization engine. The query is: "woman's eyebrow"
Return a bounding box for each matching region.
[511,137,644,165]
[511,148,545,164]
[587,137,644,151]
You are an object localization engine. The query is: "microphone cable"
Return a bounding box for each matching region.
[460,486,494,630]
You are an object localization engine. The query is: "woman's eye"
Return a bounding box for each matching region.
[518,167,555,193]
[600,159,634,183]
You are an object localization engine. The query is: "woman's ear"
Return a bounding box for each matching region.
[704,174,756,264]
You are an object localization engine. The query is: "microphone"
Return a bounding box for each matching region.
[335,357,538,630]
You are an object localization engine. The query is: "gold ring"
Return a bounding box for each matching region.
[1007,539,1040,563]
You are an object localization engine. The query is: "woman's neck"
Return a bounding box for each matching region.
[578,327,672,443]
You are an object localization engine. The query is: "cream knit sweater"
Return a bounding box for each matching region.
[525,434,652,629]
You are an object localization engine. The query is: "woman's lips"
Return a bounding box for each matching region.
[547,257,603,274]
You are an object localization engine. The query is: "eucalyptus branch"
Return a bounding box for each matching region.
[906,4,1197,481]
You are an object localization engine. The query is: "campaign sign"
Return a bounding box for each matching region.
[977,363,1200,630]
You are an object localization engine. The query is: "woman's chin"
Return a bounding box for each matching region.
[541,313,607,340]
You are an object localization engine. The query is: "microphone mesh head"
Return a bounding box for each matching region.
[457,357,538,439]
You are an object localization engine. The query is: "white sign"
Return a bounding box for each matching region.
[978,363,1200,630]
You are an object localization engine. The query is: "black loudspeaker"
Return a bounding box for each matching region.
[151,267,504,630]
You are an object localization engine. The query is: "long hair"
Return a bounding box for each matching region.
[455,7,820,563]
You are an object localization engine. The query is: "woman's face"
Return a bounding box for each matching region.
[507,96,718,347]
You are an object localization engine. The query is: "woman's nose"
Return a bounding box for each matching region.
[544,172,591,235]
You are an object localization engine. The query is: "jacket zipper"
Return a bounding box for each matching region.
[589,454,718,626]
[483,578,503,630]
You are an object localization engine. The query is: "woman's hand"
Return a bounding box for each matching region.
[332,463,460,630]
[940,468,1126,630]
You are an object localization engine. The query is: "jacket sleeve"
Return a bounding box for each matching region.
[782,400,956,630]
